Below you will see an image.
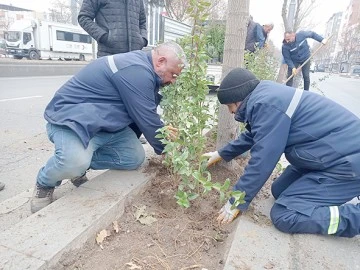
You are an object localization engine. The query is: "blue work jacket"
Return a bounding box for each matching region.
[219,81,360,211]
[44,50,165,154]
[282,31,323,69]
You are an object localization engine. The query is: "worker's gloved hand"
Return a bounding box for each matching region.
[292,67,298,76]
[321,38,328,45]
[202,151,222,167]
[217,201,240,225]
[165,125,178,141]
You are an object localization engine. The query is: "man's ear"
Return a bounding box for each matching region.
[157,56,167,66]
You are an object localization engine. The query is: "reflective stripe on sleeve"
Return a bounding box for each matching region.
[285,88,303,118]
[328,206,340,234]
[107,55,118,73]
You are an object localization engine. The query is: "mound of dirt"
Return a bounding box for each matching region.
[59,128,278,270]
[59,144,255,270]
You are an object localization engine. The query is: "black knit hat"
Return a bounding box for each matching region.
[217,68,260,104]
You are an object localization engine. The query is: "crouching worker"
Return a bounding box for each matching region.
[31,41,186,213]
[203,68,360,237]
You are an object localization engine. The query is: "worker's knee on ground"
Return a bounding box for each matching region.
[270,203,298,233]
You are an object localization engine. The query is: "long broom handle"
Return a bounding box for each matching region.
[284,35,333,84]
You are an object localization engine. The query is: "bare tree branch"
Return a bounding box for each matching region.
[282,0,290,31]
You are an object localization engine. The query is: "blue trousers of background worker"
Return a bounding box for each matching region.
[286,61,311,90]
[270,165,360,237]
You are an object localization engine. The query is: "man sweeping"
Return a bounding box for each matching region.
[282,30,327,90]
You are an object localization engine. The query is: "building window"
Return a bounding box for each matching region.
[56,30,91,44]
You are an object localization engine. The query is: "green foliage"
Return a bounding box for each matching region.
[205,23,225,63]
[158,0,245,209]
[244,49,278,80]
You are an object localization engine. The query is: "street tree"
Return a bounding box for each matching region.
[339,24,360,66]
[216,0,249,162]
[158,0,224,22]
[205,23,225,63]
[49,0,82,24]
[49,0,72,24]
[282,0,319,32]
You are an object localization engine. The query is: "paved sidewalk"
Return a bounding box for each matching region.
[0,169,149,270]
[224,196,360,269]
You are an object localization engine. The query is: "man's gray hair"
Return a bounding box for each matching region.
[155,41,187,67]
[265,23,274,29]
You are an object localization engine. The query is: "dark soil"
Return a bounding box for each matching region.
[58,132,275,270]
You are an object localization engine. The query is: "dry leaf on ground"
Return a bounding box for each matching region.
[134,205,157,225]
[96,229,111,248]
[125,261,142,269]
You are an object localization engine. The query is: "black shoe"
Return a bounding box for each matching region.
[71,174,89,187]
[30,183,55,213]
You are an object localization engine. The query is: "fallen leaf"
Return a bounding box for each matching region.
[264,262,275,269]
[113,221,119,233]
[134,205,157,225]
[138,215,157,225]
[125,261,142,269]
[96,229,110,246]
[134,205,147,220]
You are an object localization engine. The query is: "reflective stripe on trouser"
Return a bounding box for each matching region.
[270,171,360,237]
[328,206,339,234]
[271,203,360,237]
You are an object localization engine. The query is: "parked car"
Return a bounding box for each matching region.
[316,64,325,72]
[350,65,360,77]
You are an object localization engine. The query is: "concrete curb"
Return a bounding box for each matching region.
[224,196,360,269]
[0,169,150,270]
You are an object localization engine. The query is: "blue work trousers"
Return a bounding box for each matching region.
[270,165,360,237]
[286,60,311,90]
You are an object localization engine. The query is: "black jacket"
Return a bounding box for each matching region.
[78,0,148,57]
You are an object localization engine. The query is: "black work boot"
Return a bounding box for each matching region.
[71,174,89,187]
[30,183,55,213]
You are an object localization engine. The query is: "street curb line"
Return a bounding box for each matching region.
[0,169,150,270]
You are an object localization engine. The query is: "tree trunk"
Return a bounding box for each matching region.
[216,0,249,156]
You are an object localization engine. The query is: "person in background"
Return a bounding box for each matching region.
[245,18,274,53]
[30,41,186,213]
[78,0,148,57]
[203,67,360,238]
[282,30,327,90]
[78,0,149,144]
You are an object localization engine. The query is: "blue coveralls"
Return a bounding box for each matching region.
[282,31,324,90]
[219,81,360,237]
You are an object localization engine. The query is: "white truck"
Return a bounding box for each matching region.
[4,19,92,61]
